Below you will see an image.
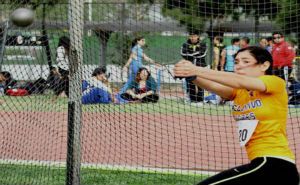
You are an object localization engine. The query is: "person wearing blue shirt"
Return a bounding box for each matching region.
[221,38,240,72]
[120,37,162,94]
[121,67,159,103]
[82,67,115,104]
[288,77,300,106]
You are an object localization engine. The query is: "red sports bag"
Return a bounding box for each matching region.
[6,89,29,96]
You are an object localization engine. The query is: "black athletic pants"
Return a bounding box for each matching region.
[57,68,69,97]
[121,93,159,103]
[186,80,204,102]
[197,157,299,185]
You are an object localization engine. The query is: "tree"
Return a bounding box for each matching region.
[275,0,300,54]
[162,0,209,33]
[5,0,65,8]
[129,0,155,20]
[225,0,279,42]
[162,0,279,38]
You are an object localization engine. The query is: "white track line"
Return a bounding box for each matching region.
[0,158,218,176]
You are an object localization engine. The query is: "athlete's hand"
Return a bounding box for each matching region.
[174,59,198,78]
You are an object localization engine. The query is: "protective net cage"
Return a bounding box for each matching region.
[0,0,299,184]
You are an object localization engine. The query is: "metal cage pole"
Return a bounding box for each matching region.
[66,0,84,184]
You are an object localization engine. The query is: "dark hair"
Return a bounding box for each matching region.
[135,67,150,82]
[131,37,144,48]
[232,37,240,44]
[58,36,70,51]
[0,71,11,80]
[189,29,200,36]
[242,37,250,44]
[214,36,223,43]
[234,46,273,75]
[272,31,283,37]
[49,66,56,71]
[0,71,16,89]
[92,66,106,77]
[266,36,273,42]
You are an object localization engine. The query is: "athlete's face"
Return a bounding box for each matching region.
[189,34,199,44]
[272,34,284,44]
[137,39,146,46]
[234,51,267,77]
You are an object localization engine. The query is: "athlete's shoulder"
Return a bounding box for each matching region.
[259,75,286,93]
[259,75,284,83]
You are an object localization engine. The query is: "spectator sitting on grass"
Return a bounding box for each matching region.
[120,67,159,103]
[0,71,17,104]
[82,67,116,104]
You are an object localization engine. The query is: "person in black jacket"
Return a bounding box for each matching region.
[180,30,207,105]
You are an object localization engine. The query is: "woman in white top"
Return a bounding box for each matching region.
[53,36,70,101]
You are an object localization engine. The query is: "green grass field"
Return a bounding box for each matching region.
[0,94,232,115]
[0,164,207,185]
[0,94,299,116]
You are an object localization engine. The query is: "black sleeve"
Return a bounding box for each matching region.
[198,42,207,56]
[181,43,189,59]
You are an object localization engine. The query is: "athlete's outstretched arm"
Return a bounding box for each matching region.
[143,54,162,67]
[174,60,266,99]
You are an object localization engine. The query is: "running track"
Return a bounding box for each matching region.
[0,111,299,172]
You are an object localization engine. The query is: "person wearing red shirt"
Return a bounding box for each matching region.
[271,31,296,82]
[241,36,250,48]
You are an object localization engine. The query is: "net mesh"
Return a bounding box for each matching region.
[0,0,299,184]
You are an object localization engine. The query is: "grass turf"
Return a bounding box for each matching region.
[0,95,299,116]
[0,164,207,185]
[0,94,232,115]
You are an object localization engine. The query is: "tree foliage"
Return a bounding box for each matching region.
[225,0,278,21]
[4,0,68,9]
[275,0,299,34]
[162,0,280,33]
[162,0,207,33]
